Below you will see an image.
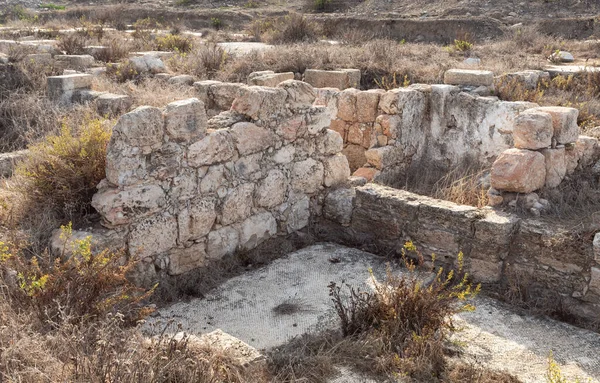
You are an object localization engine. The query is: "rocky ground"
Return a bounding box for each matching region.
[153,243,600,383]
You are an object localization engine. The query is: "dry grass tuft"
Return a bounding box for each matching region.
[433,167,490,208]
[267,13,318,45]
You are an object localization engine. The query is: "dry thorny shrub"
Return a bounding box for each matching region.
[0,229,267,383]
[15,114,112,221]
[0,59,64,152]
[270,242,489,383]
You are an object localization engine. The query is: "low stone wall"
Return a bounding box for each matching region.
[91,80,350,279]
[319,183,600,321]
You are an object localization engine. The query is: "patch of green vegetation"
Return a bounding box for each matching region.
[39,3,66,10]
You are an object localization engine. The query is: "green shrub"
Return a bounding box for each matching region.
[454,39,473,52]
[311,0,332,12]
[211,17,223,30]
[16,115,112,220]
[156,33,193,53]
[39,3,66,10]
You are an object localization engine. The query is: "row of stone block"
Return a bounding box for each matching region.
[490,106,591,195]
[47,73,132,115]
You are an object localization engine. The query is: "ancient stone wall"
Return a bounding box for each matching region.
[194,79,536,187]
[91,80,350,278]
[319,183,600,321]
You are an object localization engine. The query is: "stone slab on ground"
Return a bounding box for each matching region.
[152,243,393,350]
[545,65,600,77]
[217,42,274,55]
[453,296,600,383]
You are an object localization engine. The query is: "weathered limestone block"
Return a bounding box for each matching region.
[277,115,307,141]
[351,184,420,242]
[329,119,348,142]
[365,146,403,170]
[96,93,133,116]
[129,214,178,259]
[278,80,317,109]
[129,54,165,74]
[343,144,367,172]
[348,123,371,148]
[306,106,331,136]
[286,196,310,232]
[234,152,263,180]
[469,259,503,283]
[178,197,217,243]
[147,142,182,180]
[324,187,355,226]
[221,183,254,225]
[491,148,546,193]
[304,68,361,90]
[540,147,566,188]
[112,106,164,149]
[207,110,246,130]
[168,242,207,275]
[193,80,222,106]
[378,87,428,139]
[47,73,93,104]
[564,145,580,174]
[472,210,520,261]
[255,169,287,208]
[55,54,95,69]
[443,69,494,87]
[531,106,579,144]
[249,72,294,87]
[317,129,344,155]
[247,70,275,83]
[230,122,277,155]
[337,88,359,122]
[231,86,287,120]
[164,98,207,142]
[576,135,599,168]
[92,184,166,226]
[199,164,227,194]
[0,150,28,178]
[210,82,246,110]
[207,226,239,259]
[356,90,383,123]
[513,111,553,150]
[188,130,235,167]
[291,158,324,194]
[272,145,295,164]
[352,167,380,182]
[105,149,147,187]
[375,114,402,140]
[323,154,351,187]
[168,74,195,86]
[170,168,198,201]
[237,212,277,250]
